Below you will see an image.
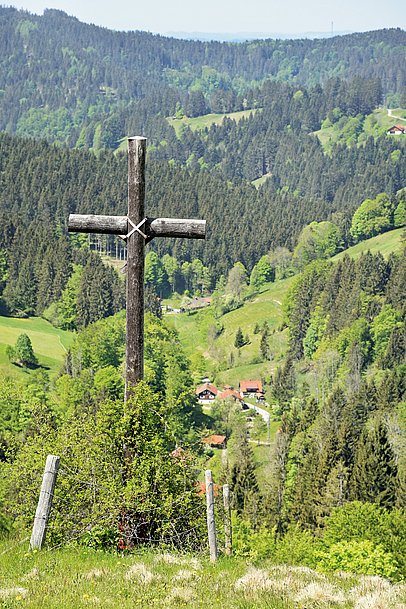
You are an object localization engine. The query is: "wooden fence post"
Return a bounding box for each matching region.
[223,484,232,556]
[30,454,60,550]
[205,469,218,562]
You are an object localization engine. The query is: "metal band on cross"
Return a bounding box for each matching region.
[68,136,206,402]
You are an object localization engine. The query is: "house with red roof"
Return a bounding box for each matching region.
[202,434,227,449]
[217,388,243,403]
[387,124,406,135]
[239,380,263,397]
[196,382,218,403]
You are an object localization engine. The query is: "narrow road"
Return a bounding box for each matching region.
[244,401,271,424]
[387,108,406,122]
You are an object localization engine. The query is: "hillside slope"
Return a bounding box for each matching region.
[0,6,404,143]
[168,227,404,385]
[0,316,73,379]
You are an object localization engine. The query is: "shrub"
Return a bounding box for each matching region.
[232,517,276,560]
[316,540,399,579]
[322,501,406,579]
[273,526,322,568]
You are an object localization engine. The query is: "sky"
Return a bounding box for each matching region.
[6,0,406,36]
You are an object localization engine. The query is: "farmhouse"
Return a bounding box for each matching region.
[387,124,406,135]
[196,382,218,403]
[239,379,263,397]
[217,387,243,403]
[181,297,211,312]
[202,434,227,449]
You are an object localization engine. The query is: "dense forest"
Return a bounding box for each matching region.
[0,6,405,146]
[0,124,404,321]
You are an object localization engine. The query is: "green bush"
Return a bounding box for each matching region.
[273,526,322,568]
[232,516,276,560]
[322,502,406,579]
[316,539,399,579]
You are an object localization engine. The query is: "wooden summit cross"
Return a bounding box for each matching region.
[68,136,206,400]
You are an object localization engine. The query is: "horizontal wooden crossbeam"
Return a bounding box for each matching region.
[68,214,206,240]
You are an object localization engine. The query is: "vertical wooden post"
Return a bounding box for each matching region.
[125,136,146,401]
[223,484,232,556]
[205,469,218,562]
[30,454,60,550]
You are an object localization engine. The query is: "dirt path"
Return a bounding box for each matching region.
[387,108,406,122]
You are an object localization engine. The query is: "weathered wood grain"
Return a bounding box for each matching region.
[223,484,232,556]
[68,214,206,240]
[30,455,60,550]
[125,136,146,399]
[205,469,218,562]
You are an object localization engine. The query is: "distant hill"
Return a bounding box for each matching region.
[165,31,353,41]
[167,227,404,384]
[0,6,404,144]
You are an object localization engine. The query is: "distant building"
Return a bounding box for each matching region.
[181,297,211,312]
[196,382,218,403]
[387,124,406,135]
[217,388,243,403]
[202,434,227,449]
[239,379,263,396]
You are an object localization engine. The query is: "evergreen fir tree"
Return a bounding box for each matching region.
[230,433,261,524]
[234,327,245,348]
[350,419,398,508]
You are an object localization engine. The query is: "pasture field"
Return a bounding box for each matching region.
[0,539,404,609]
[0,316,73,379]
[167,109,260,136]
[314,106,406,151]
[166,277,293,387]
[167,226,403,386]
[332,227,404,262]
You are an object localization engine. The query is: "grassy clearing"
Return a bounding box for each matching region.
[0,316,73,378]
[0,540,404,609]
[314,107,406,151]
[100,254,126,277]
[252,443,273,486]
[167,109,260,137]
[166,278,293,386]
[332,227,404,262]
[252,173,272,189]
[388,107,406,120]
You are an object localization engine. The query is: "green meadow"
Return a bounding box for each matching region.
[167,109,260,137]
[166,227,403,386]
[332,227,404,261]
[167,278,293,387]
[0,316,73,379]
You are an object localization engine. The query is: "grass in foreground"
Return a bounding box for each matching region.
[0,540,405,609]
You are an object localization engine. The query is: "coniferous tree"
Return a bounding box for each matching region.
[234,327,245,349]
[230,433,261,524]
[350,420,398,508]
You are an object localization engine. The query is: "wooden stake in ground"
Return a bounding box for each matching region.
[68,136,206,400]
[223,483,232,556]
[205,469,218,562]
[30,454,60,550]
